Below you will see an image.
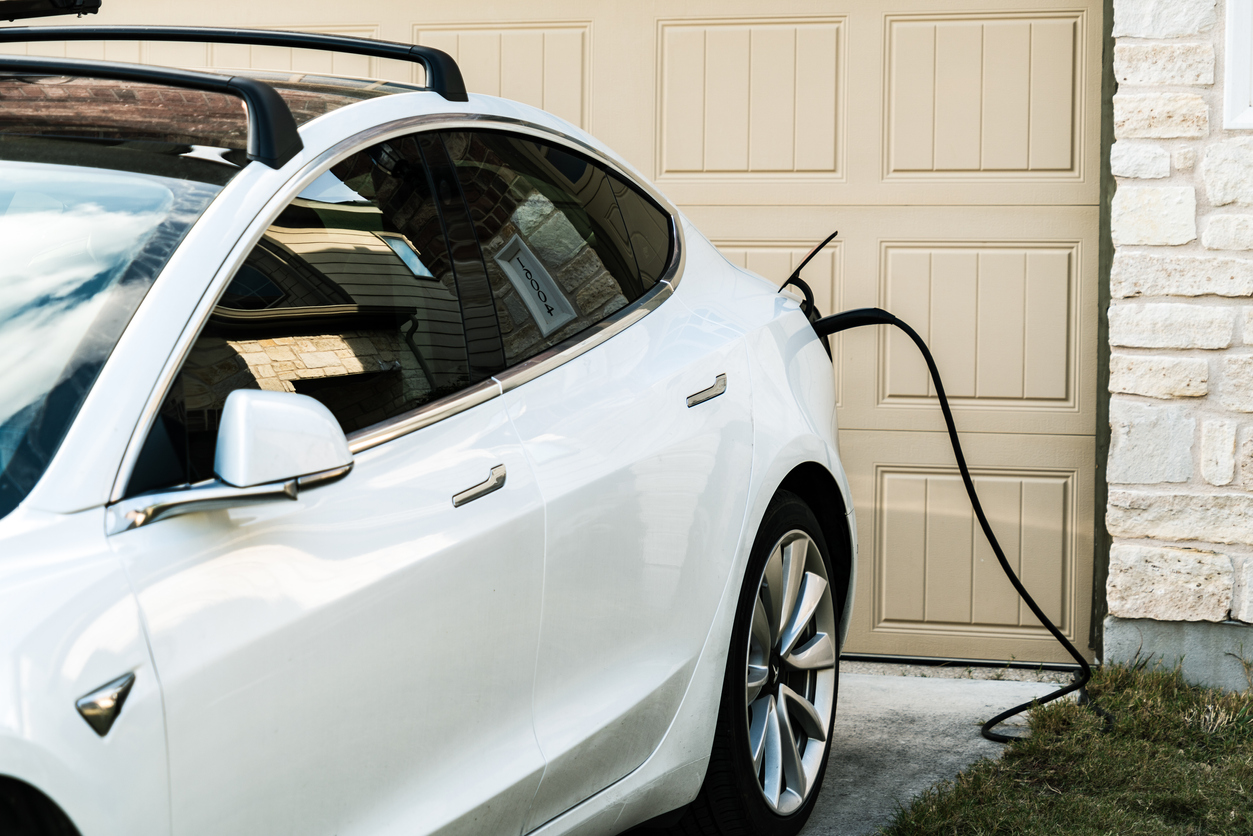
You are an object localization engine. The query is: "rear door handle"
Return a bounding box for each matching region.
[452,464,507,507]
[687,373,727,408]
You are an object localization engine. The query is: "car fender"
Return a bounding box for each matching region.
[0,507,169,836]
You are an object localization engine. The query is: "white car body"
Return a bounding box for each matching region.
[0,81,855,836]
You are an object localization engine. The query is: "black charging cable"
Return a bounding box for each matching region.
[779,256,1110,740]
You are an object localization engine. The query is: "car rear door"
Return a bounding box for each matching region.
[109,134,546,836]
[435,128,755,831]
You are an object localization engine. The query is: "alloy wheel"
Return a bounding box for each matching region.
[743,529,837,815]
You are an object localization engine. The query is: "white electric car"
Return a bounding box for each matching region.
[0,27,855,836]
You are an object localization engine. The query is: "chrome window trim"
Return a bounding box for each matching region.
[110,111,684,500]
[346,378,500,453]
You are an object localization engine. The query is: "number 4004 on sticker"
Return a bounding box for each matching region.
[493,235,578,338]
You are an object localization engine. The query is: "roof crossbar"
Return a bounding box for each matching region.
[0,55,303,168]
[0,25,469,102]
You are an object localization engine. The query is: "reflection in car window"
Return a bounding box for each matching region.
[0,141,227,520]
[442,130,670,366]
[608,172,674,288]
[129,137,475,493]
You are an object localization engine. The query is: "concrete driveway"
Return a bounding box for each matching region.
[800,668,1068,836]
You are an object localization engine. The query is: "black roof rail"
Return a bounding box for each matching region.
[0,25,469,102]
[0,55,303,168]
[1,0,100,23]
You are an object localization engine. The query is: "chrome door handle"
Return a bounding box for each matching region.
[687,373,727,408]
[452,464,507,507]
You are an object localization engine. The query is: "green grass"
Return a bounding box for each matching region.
[881,664,1253,836]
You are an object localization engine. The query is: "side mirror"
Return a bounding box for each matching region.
[215,389,352,487]
[107,390,354,534]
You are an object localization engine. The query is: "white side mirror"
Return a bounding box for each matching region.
[215,389,353,487]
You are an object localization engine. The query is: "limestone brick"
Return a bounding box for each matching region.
[1175,148,1197,171]
[1108,354,1208,398]
[1240,426,1253,488]
[1244,308,1253,344]
[301,351,344,369]
[1233,558,1253,623]
[1107,489,1253,547]
[1111,142,1170,179]
[1108,400,1195,484]
[1111,251,1253,298]
[1114,92,1208,139]
[1201,418,1237,485]
[529,214,586,265]
[1108,303,1233,349]
[1111,186,1197,245]
[1114,43,1215,86]
[1106,544,1232,622]
[1219,355,1253,411]
[1204,137,1253,206]
[1203,215,1253,250]
[1112,0,1216,38]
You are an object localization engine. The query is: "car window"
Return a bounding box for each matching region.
[607,171,673,288]
[440,130,670,366]
[128,136,476,495]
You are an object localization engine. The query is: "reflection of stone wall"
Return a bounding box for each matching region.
[448,133,629,363]
[181,330,428,432]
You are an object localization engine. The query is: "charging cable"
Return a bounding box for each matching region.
[781,234,1110,742]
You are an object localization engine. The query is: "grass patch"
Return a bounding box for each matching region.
[881,664,1253,836]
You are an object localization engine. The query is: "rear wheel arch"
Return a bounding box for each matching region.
[0,776,81,836]
[775,462,852,625]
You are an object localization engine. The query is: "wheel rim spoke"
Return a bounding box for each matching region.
[775,694,807,803]
[779,683,827,742]
[763,544,784,640]
[778,571,828,658]
[751,594,772,657]
[748,695,770,774]
[777,539,807,644]
[746,665,769,705]
[785,631,836,672]
[762,695,783,807]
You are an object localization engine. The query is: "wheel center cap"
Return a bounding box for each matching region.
[770,657,780,687]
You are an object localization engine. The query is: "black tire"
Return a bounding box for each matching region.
[662,490,842,836]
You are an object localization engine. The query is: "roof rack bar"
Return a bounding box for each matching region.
[0,25,469,102]
[0,55,303,168]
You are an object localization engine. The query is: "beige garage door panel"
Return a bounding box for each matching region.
[841,429,1094,663]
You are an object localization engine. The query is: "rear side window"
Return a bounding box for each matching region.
[441,130,671,366]
[129,135,477,494]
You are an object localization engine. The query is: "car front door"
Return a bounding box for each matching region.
[110,136,545,836]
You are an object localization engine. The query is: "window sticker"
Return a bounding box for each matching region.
[492,234,577,337]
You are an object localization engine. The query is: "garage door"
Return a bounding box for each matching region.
[8,0,1100,663]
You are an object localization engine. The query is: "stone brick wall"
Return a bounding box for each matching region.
[1107,0,1253,686]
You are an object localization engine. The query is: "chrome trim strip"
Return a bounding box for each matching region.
[106,478,298,535]
[452,463,507,507]
[686,373,727,408]
[297,462,354,489]
[111,113,683,498]
[347,378,500,453]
